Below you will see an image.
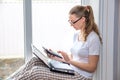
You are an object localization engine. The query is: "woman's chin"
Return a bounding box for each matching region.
[75,28,79,30]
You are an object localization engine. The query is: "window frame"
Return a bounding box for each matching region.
[23,0,32,62]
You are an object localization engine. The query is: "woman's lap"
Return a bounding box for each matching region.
[8,57,92,80]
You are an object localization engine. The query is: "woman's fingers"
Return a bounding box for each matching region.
[47,53,54,58]
[57,51,70,62]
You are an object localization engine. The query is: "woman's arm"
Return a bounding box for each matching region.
[69,55,99,73]
[58,51,99,73]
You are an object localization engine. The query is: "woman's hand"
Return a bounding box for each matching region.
[57,51,70,63]
[47,49,65,62]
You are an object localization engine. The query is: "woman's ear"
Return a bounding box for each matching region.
[81,17,86,22]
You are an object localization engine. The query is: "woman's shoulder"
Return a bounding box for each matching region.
[87,31,99,41]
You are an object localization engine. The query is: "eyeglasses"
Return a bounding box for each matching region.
[68,17,82,25]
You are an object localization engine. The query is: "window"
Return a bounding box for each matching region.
[32,0,81,52]
[0,0,24,79]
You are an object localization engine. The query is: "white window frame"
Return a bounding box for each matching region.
[114,0,120,80]
[118,1,120,79]
[99,0,114,80]
[99,0,119,80]
[23,0,32,62]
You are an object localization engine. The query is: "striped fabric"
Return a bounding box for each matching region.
[8,57,92,80]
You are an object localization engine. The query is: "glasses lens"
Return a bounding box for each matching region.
[68,20,74,24]
[68,17,82,25]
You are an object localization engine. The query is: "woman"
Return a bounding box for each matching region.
[8,5,102,80]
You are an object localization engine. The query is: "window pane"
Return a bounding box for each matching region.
[0,1,24,79]
[32,0,81,52]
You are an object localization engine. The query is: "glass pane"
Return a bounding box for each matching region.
[32,0,81,52]
[0,0,24,79]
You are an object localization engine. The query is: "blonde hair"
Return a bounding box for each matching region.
[69,5,102,44]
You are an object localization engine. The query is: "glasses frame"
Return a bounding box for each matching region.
[68,17,82,25]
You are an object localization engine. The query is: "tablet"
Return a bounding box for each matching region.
[42,46,63,59]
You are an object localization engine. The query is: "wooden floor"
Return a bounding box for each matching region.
[0,58,24,80]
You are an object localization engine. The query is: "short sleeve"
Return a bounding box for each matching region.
[88,33,100,55]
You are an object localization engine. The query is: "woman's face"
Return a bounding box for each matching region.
[68,14,85,30]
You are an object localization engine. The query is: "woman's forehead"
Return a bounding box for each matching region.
[69,14,77,19]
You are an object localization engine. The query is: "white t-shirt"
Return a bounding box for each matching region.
[70,31,100,78]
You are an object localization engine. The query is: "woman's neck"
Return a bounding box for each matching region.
[78,30,84,41]
[80,27,85,34]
